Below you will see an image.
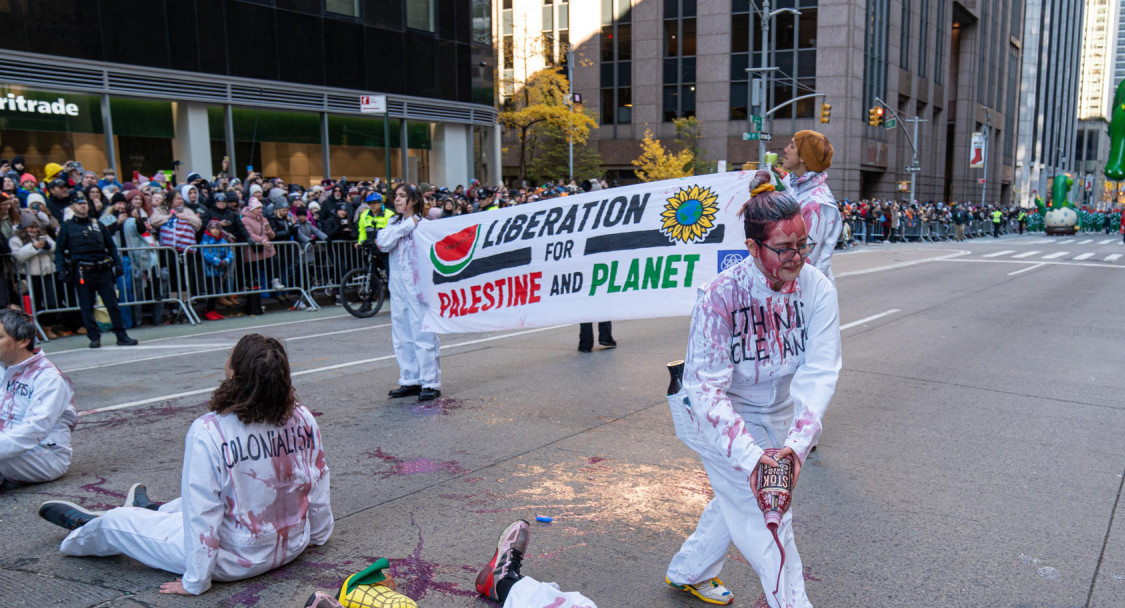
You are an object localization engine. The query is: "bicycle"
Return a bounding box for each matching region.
[340,243,387,318]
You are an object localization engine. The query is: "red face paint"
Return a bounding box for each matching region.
[752,216,808,290]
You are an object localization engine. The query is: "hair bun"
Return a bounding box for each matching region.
[749,169,773,192]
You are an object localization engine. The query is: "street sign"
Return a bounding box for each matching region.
[360,94,387,114]
[743,132,760,141]
[904,165,922,173]
[752,116,763,130]
[978,178,986,184]
[759,133,772,142]
[884,118,897,129]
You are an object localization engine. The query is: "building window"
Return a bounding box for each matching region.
[540,2,569,67]
[729,0,816,121]
[917,0,928,78]
[934,0,945,85]
[863,0,888,121]
[663,0,696,122]
[325,0,360,17]
[472,0,492,44]
[899,1,911,68]
[406,0,435,32]
[600,0,632,127]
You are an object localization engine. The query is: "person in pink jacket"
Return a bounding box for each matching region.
[240,199,275,315]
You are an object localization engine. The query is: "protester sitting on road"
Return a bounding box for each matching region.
[379,183,442,402]
[39,333,333,595]
[0,310,76,486]
[475,520,598,608]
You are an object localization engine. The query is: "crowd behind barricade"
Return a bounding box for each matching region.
[0,155,606,339]
[834,198,1124,248]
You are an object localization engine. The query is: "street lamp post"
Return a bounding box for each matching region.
[566,49,574,181]
[981,107,991,205]
[875,96,927,213]
[743,2,800,168]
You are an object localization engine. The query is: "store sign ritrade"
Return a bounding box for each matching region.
[0,93,79,117]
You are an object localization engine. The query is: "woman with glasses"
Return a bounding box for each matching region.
[665,170,841,608]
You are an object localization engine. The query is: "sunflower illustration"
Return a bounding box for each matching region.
[659,185,720,243]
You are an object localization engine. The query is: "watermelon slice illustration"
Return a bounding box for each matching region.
[430,224,480,276]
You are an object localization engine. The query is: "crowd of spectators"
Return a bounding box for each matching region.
[0,155,602,334]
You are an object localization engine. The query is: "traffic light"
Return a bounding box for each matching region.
[867,106,884,126]
[820,102,832,124]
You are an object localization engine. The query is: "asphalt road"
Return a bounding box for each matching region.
[2,232,1124,608]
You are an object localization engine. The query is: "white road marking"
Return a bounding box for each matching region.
[1012,251,1041,258]
[60,323,392,373]
[840,309,900,331]
[834,251,970,278]
[1031,239,1054,244]
[982,250,1014,258]
[1042,251,1069,259]
[77,325,566,416]
[1074,252,1095,261]
[1107,254,1123,262]
[1079,239,1094,244]
[1008,263,1045,276]
[1100,239,1115,245]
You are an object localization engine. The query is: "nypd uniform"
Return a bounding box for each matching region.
[54,214,131,342]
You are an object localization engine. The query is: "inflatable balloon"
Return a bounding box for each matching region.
[1043,175,1078,235]
[1106,80,1125,181]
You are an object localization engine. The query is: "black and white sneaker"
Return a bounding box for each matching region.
[39,501,99,531]
[124,483,161,510]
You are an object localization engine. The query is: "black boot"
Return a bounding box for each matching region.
[389,385,422,398]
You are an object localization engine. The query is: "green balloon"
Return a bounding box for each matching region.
[1106,80,1125,181]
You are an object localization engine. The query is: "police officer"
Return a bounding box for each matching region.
[991,207,1003,238]
[55,195,138,348]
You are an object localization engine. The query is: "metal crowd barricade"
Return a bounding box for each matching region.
[181,241,319,317]
[24,245,192,342]
[902,220,921,242]
[304,239,366,296]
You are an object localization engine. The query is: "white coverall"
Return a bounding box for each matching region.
[666,259,841,608]
[377,214,441,389]
[504,577,597,608]
[0,350,76,484]
[59,404,333,595]
[785,171,842,283]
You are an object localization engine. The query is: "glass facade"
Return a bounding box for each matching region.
[730,0,817,121]
[0,85,437,186]
[600,0,632,128]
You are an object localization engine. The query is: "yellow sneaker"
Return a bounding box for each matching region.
[666,576,733,605]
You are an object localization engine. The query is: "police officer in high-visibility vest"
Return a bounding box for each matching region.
[54,196,138,348]
[991,207,1003,238]
[1017,209,1027,234]
[356,193,393,274]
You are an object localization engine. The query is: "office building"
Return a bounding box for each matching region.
[0,0,499,187]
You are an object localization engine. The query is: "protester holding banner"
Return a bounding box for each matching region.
[665,170,841,607]
[378,184,442,402]
[781,130,842,283]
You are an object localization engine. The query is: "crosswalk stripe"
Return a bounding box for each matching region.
[1079,239,1094,244]
[1031,239,1054,244]
[1042,251,1069,259]
[1012,251,1041,258]
[1106,254,1123,262]
[982,250,1014,258]
[1054,239,1074,244]
[1100,239,1114,245]
[1074,252,1095,260]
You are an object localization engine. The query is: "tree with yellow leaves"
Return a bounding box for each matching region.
[499,68,597,184]
[632,128,694,182]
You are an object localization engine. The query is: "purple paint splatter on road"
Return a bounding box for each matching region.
[229,582,268,606]
[367,515,478,600]
[79,477,125,500]
[410,397,466,417]
[364,447,466,477]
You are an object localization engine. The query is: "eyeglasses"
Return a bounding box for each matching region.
[754,238,816,261]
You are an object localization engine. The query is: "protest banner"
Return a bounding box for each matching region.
[411,172,759,333]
